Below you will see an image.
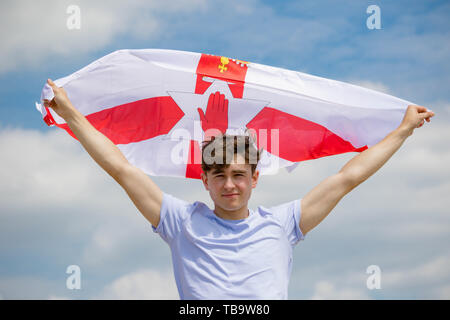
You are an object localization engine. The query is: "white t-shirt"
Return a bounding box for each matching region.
[152,192,305,299]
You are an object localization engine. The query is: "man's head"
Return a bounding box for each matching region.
[200,134,262,218]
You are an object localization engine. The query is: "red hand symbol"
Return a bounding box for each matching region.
[197,91,229,140]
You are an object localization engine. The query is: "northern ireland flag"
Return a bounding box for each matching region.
[35,49,413,179]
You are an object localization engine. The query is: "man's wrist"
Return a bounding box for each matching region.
[394,125,413,140]
[63,104,83,123]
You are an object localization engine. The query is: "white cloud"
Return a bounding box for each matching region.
[310,280,370,300]
[434,285,450,300]
[0,127,104,210]
[307,254,450,299]
[96,269,178,299]
[48,295,70,300]
[382,254,450,291]
[80,217,163,269]
[0,275,62,299]
[0,0,206,74]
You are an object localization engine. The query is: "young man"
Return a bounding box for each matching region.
[44,79,435,299]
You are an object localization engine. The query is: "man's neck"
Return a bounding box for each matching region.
[214,205,249,220]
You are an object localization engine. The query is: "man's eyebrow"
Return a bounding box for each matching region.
[211,169,248,175]
[231,170,247,174]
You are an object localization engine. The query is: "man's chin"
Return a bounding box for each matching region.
[218,201,245,212]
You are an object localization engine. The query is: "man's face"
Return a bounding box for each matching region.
[201,155,259,214]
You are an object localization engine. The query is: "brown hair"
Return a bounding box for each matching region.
[201,134,262,175]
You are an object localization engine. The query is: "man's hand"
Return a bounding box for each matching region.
[398,105,435,137]
[43,79,77,120]
[197,91,229,140]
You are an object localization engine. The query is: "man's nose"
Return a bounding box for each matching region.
[224,177,236,189]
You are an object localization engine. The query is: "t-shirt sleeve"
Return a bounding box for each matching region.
[268,198,305,246]
[152,192,191,245]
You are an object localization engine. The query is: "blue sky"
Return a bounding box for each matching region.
[0,0,449,299]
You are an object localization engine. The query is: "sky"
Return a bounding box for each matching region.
[0,0,449,300]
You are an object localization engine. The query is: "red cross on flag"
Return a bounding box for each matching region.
[36,49,413,179]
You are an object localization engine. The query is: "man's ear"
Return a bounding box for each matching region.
[201,171,209,191]
[251,170,259,188]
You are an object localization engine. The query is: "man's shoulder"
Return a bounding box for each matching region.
[163,192,211,214]
[257,198,300,214]
[255,198,301,224]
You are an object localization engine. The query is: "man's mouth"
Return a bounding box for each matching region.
[223,193,239,198]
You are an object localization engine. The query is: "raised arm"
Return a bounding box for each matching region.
[45,79,163,228]
[299,105,435,236]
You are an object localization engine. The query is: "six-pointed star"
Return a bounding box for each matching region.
[166,78,270,142]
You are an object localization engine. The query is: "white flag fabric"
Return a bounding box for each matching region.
[36,49,413,179]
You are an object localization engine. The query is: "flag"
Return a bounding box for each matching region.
[35,49,413,179]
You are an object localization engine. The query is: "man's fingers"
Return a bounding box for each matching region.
[45,79,61,109]
[43,99,56,109]
[425,112,434,122]
[409,104,427,112]
[47,78,59,93]
[411,104,435,117]
[419,111,435,120]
